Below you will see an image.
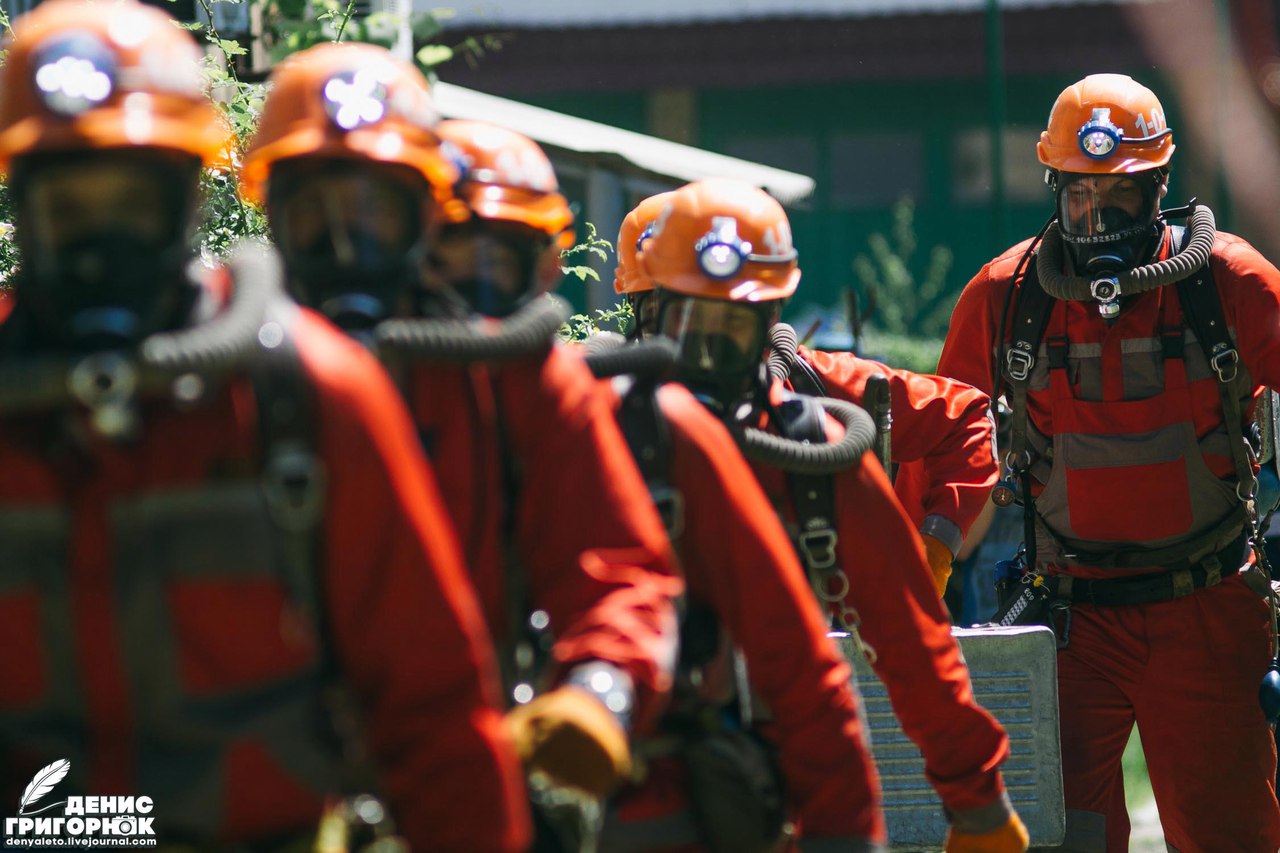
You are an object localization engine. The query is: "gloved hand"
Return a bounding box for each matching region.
[922,533,955,597]
[944,813,1030,853]
[505,685,632,797]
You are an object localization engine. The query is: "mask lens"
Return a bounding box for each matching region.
[630,291,659,339]
[268,161,427,328]
[1057,173,1156,242]
[659,296,764,377]
[22,153,181,254]
[273,166,421,265]
[12,150,200,349]
[425,221,543,318]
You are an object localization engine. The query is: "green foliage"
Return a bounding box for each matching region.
[559,222,612,283]
[858,329,944,374]
[258,0,394,61]
[1123,725,1154,810]
[180,0,272,256]
[852,196,955,339]
[177,0,473,258]
[555,222,630,341]
[198,167,270,260]
[559,301,633,343]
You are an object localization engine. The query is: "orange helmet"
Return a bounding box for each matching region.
[639,178,799,303]
[614,191,676,295]
[0,0,230,170]
[240,42,456,205]
[1037,73,1174,175]
[435,119,574,248]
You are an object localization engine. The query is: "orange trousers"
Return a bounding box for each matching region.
[1055,573,1280,851]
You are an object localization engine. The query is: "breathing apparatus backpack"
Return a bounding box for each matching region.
[605,362,787,853]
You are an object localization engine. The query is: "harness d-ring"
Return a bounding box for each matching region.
[815,571,851,603]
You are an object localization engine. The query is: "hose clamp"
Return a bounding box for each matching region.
[1090,276,1122,319]
[68,352,140,439]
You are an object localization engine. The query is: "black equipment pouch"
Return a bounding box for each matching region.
[682,728,787,853]
[991,574,1053,628]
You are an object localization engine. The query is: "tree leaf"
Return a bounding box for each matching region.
[416,44,453,67]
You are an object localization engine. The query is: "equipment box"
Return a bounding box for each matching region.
[835,625,1065,850]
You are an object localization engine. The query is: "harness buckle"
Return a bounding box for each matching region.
[649,486,685,541]
[263,442,327,533]
[1210,347,1240,383]
[1005,347,1034,382]
[798,528,838,570]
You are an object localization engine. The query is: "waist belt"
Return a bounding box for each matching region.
[1050,505,1248,571]
[1046,530,1249,606]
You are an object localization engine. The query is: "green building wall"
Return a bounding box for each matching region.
[524,72,1190,339]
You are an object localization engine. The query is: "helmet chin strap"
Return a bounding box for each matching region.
[1036,203,1217,316]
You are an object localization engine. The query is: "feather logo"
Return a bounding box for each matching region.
[19,759,69,816]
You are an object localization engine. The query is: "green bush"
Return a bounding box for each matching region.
[858,329,944,375]
[852,196,957,342]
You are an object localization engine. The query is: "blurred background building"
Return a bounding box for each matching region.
[426,0,1280,353]
[3,0,1277,356]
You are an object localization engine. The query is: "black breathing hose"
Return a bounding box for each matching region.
[375,294,570,362]
[738,396,876,475]
[0,240,278,412]
[582,331,626,356]
[1036,204,1217,302]
[584,337,677,380]
[766,323,799,384]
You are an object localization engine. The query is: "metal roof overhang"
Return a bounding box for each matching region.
[432,81,816,205]
[433,0,1149,28]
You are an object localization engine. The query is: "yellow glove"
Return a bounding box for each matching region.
[505,684,632,797]
[922,533,954,597]
[944,813,1030,853]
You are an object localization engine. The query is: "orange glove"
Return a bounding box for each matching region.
[944,813,1030,853]
[922,532,954,597]
[505,685,632,797]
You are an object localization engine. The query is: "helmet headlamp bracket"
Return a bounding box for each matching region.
[693,216,798,281]
[1077,107,1174,161]
[31,32,117,117]
[322,69,389,132]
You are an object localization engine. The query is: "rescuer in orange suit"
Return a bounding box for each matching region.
[595,238,886,851]
[615,194,997,598]
[938,73,1280,850]
[243,89,682,827]
[0,4,529,850]
[641,178,1028,853]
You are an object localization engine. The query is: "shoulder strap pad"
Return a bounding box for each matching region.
[1004,260,1056,388]
[248,310,327,657]
[615,376,682,540]
[774,391,840,576]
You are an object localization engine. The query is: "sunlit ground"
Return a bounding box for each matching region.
[1125,727,1165,851]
